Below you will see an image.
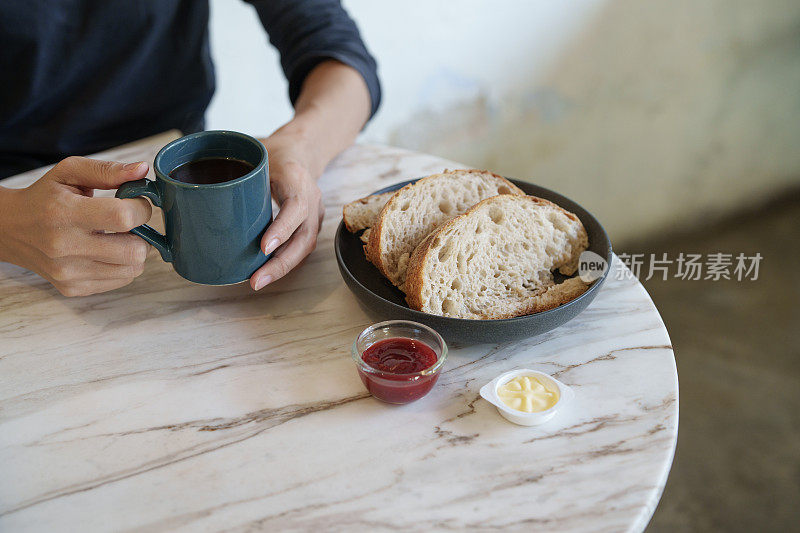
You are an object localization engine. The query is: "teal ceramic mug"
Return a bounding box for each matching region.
[115,130,272,285]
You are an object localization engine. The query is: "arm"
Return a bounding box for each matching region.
[268,60,371,183]
[251,60,370,290]
[247,0,380,290]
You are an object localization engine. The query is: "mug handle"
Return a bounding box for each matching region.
[115,179,172,262]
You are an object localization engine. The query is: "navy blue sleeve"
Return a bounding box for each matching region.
[247,0,381,119]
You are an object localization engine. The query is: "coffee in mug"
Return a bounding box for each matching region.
[169,157,255,185]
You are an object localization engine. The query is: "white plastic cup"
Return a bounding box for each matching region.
[480,369,574,426]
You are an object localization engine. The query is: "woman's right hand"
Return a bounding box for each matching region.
[0,156,154,297]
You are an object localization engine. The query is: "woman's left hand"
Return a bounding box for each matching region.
[250,129,325,290]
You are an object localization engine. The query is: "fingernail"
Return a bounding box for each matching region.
[263,238,280,255]
[254,275,272,290]
[123,161,148,172]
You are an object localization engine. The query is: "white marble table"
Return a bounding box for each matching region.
[0,134,678,532]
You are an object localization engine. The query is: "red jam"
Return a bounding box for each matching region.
[358,338,440,404]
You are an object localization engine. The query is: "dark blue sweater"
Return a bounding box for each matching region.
[0,0,381,178]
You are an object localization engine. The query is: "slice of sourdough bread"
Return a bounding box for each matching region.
[365,169,524,288]
[343,191,394,233]
[404,194,590,319]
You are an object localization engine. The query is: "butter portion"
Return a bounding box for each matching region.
[497,375,560,413]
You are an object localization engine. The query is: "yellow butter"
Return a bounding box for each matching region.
[497,375,560,413]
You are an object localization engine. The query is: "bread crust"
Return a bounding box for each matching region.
[404,194,589,318]
[403,230,438,311]
[514,277,590,317]
[364,182,403,278]
[365,169,524,285]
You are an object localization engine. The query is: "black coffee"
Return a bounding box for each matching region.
[169,157,255,185]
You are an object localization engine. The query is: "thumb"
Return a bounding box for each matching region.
[50,156,149,190]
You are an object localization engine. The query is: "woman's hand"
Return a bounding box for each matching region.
[250,129,325,290]
[248,60,371,290]
[0,157,152,296]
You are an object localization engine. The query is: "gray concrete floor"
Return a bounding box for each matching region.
[631,192,800,531]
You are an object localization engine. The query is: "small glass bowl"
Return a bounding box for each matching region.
[352,320,447,404]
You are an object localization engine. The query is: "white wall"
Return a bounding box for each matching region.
[207,0,800,243]
[207,0,603,140]
[207,0,292,133]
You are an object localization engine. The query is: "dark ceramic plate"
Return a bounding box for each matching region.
[334,178,612,345]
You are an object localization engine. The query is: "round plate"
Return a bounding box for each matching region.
[334,178,612,345]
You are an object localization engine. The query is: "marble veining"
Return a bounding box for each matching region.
[0,134,677,532]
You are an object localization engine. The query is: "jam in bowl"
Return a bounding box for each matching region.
[352,320,447,404]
